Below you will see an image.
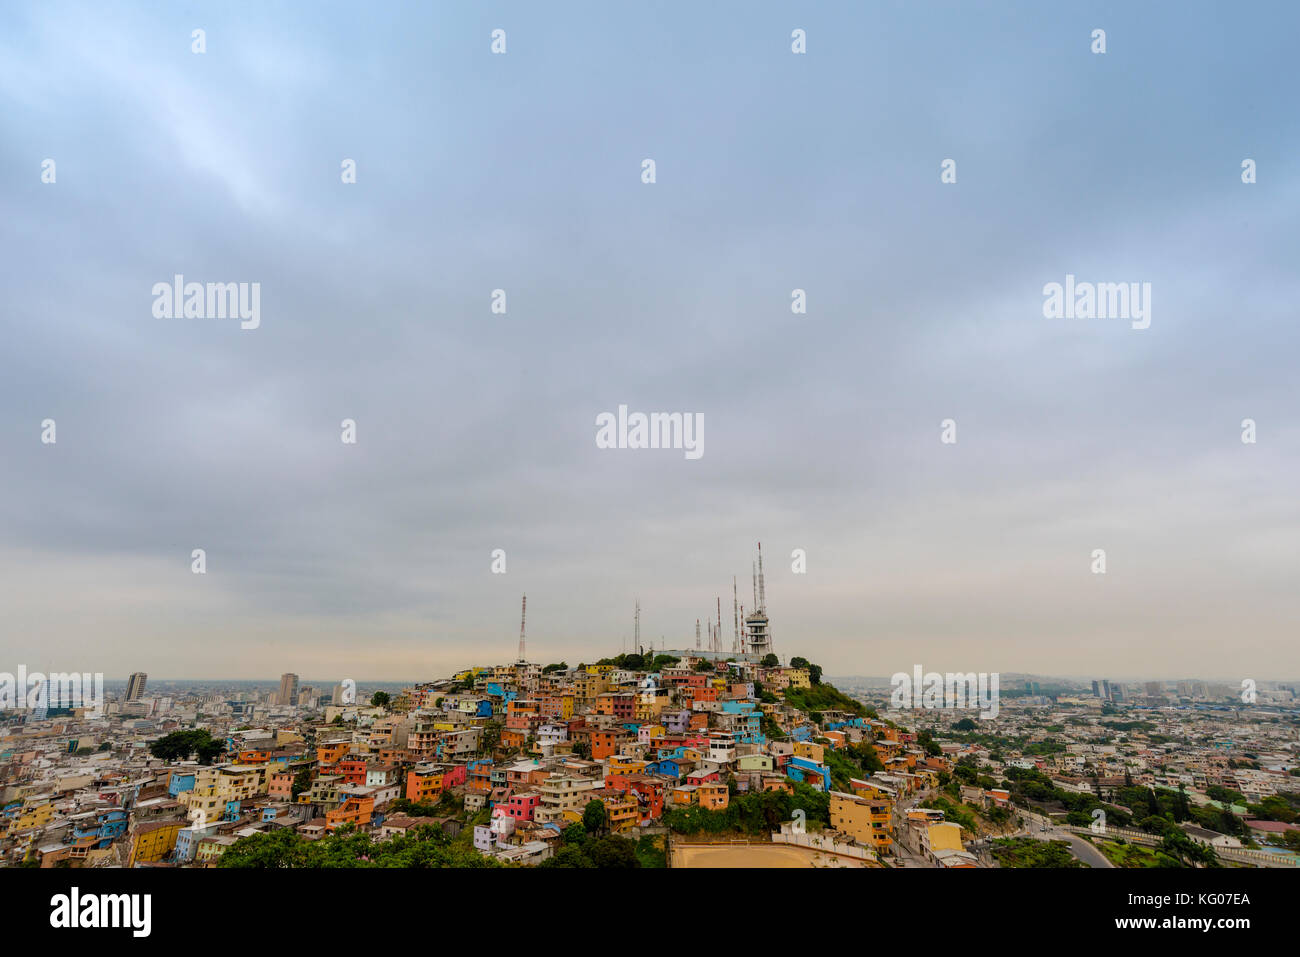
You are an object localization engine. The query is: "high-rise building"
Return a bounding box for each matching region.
[1091,680,1102,697]
[126,672,148,700]
[277,673,299,707]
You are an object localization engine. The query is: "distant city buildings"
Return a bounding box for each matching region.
[126,672,148,701]
[277,673,299,707]
[1,648,1296,870]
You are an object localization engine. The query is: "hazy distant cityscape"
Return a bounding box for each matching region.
[4,580,1297,870]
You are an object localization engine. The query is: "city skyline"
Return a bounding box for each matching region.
[3,1,1298,681]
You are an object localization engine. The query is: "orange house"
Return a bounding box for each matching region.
[326,794,375,831]
[588,729,626,761]
[317,742,350,767]
[698,783,729,810]
[501,728,529,751]
[684,686,718,704]
[405,767,446,803]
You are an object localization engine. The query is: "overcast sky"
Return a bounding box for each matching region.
[2,1,1297,683]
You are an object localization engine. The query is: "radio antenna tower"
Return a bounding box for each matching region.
[634,599,641,655]
[732,577,740,654]
[695,618,701,650]
[517,594,527,662]
[716,597,722,655]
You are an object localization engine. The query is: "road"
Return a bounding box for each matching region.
[887,793,1113,868]
[1016,811,1114,868]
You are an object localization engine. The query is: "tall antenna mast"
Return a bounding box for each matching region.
[517,594,527,662]
[732,577,740,654]
[634,599,641,655]
[758,541,766,612]
[695,618,701,651]
[716,597,722,655]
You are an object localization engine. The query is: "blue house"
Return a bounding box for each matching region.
[786,756,831,791]
[647,758,686,781]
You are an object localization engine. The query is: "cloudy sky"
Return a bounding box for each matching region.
[2,1,1297,682]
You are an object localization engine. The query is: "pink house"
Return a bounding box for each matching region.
[686,768,721,786]
[495,791,541,822]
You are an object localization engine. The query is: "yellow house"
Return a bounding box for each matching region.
[793,740,825,764]
[607,754,649,775]
[829,791,892,850]
[913,768,940,788]
[195,835,236,864]
[573,672,609,706]
[128,821,184,866]
[926,821,965,854]
[14,801,54,831]
[787,668,812,689]
[603,795,640,833]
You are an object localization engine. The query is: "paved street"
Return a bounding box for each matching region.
[1016,811,1114,868]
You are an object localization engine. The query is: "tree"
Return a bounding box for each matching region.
[542,662,568,674]
[539,845,596,868]
[218,823,501,868]
[694,659,714,672]
[582,799,607,836]
[149,730,225,765]
[761,654,779,668]
[371,691,390,708]
[586,834,640,868]
[571,738,591,760]
[291,768,313,799]
[1160,830,1218,867]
